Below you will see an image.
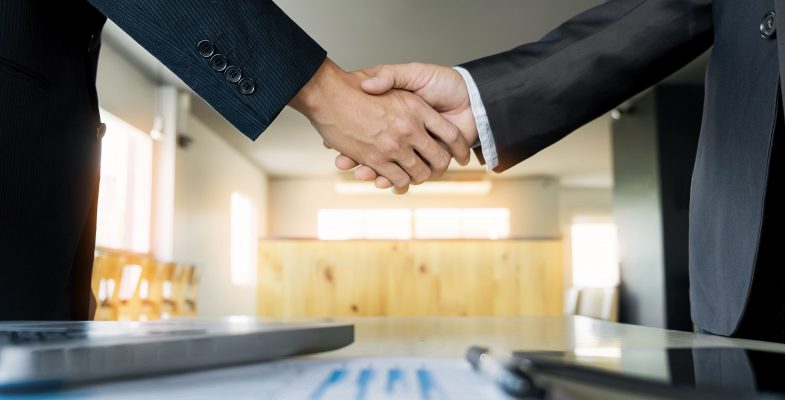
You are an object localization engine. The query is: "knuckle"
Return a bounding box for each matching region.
[444,126,460,143]
[402,94,424,110]
[434,154,450,172]
[392,117,416,135]
[395,173,411,186]
[381,138,401,154]
[366,152,384,166]
[416,169,431,184]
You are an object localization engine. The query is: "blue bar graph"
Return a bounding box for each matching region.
[385,367,406,395]
[309,368,347,400]
[309,364,448,400]
[416,368,439,400]
[355,368,375,400]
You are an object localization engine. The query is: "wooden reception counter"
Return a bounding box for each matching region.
[257,239,563,317]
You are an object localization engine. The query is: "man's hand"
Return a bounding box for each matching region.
[333,63,479,190]
[289,59,471,194]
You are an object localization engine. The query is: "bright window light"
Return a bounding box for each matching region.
[462,208,510,239]
[230,192,258,287]
[96,109,153,254]
[571,222,620,288]
[364,209,412,239]
[413,209,462,239]
[318,209,412,240]
[318,208,510,240]
[317,209,366,240]
[414,208,510,239]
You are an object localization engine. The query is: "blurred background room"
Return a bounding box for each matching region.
[91,0,708,332]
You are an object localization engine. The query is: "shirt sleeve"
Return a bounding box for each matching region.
[453,67,499,171]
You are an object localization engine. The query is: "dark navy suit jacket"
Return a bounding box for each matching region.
[0,0,325,320]
[462,0,781,335]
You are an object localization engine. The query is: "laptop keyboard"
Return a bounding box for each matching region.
[0,329,88,344]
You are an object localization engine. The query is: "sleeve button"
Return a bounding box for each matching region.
[197,40,215,58]
[224,66,242,84]
[238,78,256,95]
[210,54,228,71]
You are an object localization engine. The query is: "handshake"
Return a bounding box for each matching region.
[289,59,479,194]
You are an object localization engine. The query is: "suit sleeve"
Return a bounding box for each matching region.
[460,0,714,172]
[87,0,326,140]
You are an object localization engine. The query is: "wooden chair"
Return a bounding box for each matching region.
[565,286,619,322]
[181,266,201,317]
[155,262,181,319]
[93,251,125,321]
[564,287,581,316]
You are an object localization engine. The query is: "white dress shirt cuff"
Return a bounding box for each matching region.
[453,66,499,171]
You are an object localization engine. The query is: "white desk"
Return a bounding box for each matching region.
[28,317,785,399]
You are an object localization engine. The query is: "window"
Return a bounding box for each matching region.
[318,209,412,240]
[413,209,462,239]
[415,208,510,239]
[230,192,258,287]
[95,109,153,253]
[571,222,619,287]
[317,208,510,240]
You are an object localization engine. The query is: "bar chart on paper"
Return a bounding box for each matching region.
[281,358,507,400]
[54,358,509,399]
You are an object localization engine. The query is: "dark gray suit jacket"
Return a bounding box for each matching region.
[462,0,779,335]
[0,0,325,320]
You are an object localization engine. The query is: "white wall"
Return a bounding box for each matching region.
[96,43,157,133]
[268,177,561,239]
[558,186,615,289]
[173,117,268,317]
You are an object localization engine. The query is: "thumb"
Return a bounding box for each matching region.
[361,64,421,95]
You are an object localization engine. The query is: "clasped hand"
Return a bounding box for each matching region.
[289,59,478,194]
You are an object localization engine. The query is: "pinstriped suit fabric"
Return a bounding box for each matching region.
[87,0,327,139]
[0,0,325,319]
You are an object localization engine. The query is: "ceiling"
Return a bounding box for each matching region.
[103,0,708,187]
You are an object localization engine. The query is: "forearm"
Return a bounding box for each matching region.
[289,58,347,119]
[88,0,326,140]
[461,0,713,172]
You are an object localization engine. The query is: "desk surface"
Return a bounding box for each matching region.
[30,317,785,399]
[321,316,785,357]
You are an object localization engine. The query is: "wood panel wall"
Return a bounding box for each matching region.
[258,240,563,317]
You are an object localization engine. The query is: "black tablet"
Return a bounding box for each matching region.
[514,347,785,399]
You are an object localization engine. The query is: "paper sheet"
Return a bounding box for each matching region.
[17,358,511,400]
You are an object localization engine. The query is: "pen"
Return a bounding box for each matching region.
[465,346,545,399]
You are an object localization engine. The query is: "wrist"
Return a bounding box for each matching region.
[465,116,480,146]
[289,58,345,119]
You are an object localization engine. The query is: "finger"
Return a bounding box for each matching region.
[393,149,432,185]
[412,138,451,180]
[375,176,393,189]
[354,166,378,181]
[422,106,471,166]
[361,64,425,95]
[375,162,411,194]
[335,154,359,170]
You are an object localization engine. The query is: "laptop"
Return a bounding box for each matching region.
[0,319,353,391]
